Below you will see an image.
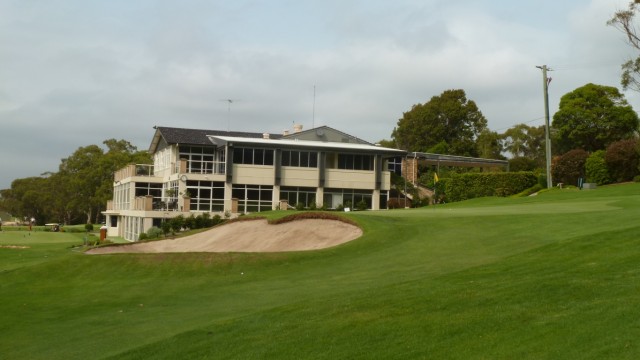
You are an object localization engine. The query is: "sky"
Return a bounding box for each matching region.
[1,0,638,189]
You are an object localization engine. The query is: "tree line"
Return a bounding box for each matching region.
[0,139,150,225]
[386,82,640,184]
[4,1,640,221]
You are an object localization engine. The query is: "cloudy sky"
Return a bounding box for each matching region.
[0,0,638,189]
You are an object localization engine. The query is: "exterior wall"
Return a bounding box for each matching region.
[233,165,275,185]
[153,146,177,178]
[402,157,418,185]
[325,169,376,189]
[280,167,319,187]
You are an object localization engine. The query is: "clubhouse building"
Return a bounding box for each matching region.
[104,125,406,241]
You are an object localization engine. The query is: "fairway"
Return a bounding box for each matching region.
[2,184,640,359]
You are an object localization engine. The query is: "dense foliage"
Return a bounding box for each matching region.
[552,83,639,153]
[551,149,589,186]
[585,150,611,185]
[444,172,537,202]
[0,139,150,225]
[392,89,488,156]
[605,138,640,182]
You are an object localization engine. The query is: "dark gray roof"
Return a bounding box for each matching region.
[155,126,283,145]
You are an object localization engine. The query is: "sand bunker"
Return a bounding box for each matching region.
[86,219,362,254]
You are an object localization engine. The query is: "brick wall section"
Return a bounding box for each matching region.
[402,157,418,185]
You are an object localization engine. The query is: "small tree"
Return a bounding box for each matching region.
[169,215,185,234]
[585,150,610,185]
[551,149,589,186]
[605,138,640,182]
[161,221,171,237]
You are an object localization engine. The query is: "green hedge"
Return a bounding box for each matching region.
[445,172,538,202]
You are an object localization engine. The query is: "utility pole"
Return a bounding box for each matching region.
[536,65,553,189]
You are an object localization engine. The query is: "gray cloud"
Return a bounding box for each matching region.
[0,0,637,189]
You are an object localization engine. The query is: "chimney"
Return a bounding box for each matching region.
[263,133,270,139]
[293,124,303,133]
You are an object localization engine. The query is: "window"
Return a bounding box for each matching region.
[323,188,372,210]
[337,154,373,171]
[232,184,273,212]
[233,147,274,166]
[280,187,317,208]
[178,145,225,174]
[281,150,318,168]
[186,180,225,212]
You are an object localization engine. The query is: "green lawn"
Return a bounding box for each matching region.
[2,184,640,359]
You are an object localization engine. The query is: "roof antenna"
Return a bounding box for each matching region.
[220,99,240,132]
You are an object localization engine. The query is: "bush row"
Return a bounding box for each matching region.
[552,138,640,186]
[138,213,225,240]
[444,172,538,202]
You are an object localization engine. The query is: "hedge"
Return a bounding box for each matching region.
[444,172,538,202]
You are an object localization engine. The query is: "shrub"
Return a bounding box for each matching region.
[138,233,148,241]
[355,199,368,211]
[509,157,538,172]
[161,221,171,237]
[585,150,610,185]
[183,214,196,230]
[445,172,537,202]
[146,226,163,239]
[551,149,588,186]
[605,138,640,182]
[387,198,401,209]
[201,213,214,227]
[169,215,185,234]
[295,202,305,211]
[211,214,223,226]
[84,223,94,232]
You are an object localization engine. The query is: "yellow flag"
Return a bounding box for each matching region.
[434,173,439,183]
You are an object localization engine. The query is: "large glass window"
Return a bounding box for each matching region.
[186,180,225,212]
[338,154,373,171]
[179,145,225,174]
[233,147,274,166]
[232,184,273,212]
[323,188,372,210]
[281,150,318,168]
[280,187,317,208]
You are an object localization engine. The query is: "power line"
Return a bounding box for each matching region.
[494,116,545,132]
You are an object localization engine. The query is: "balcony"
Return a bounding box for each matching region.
[114,164,155,182]
[178,158,226,175]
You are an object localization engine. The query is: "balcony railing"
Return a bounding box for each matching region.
[176,159,226,175]
[135,164,154,177]
[114,164,155,182]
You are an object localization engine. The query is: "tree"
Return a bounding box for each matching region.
[391,89,488,156]
[585,150,610,185]
[605,138,640,182]
[2,138,150,225]
[552,83,639,153]
[551,149,589,186]
[475,129,505,159]
[608,2,640,91]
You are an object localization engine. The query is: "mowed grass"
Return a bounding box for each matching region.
[2,184,640,359]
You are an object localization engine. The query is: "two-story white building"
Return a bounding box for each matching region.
[103,125,406,241]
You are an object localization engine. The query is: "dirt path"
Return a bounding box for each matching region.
[86,219,362,254]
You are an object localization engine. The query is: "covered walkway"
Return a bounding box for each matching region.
[402,152,509,185]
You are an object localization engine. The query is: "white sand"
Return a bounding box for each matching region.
[86,219,362,254]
